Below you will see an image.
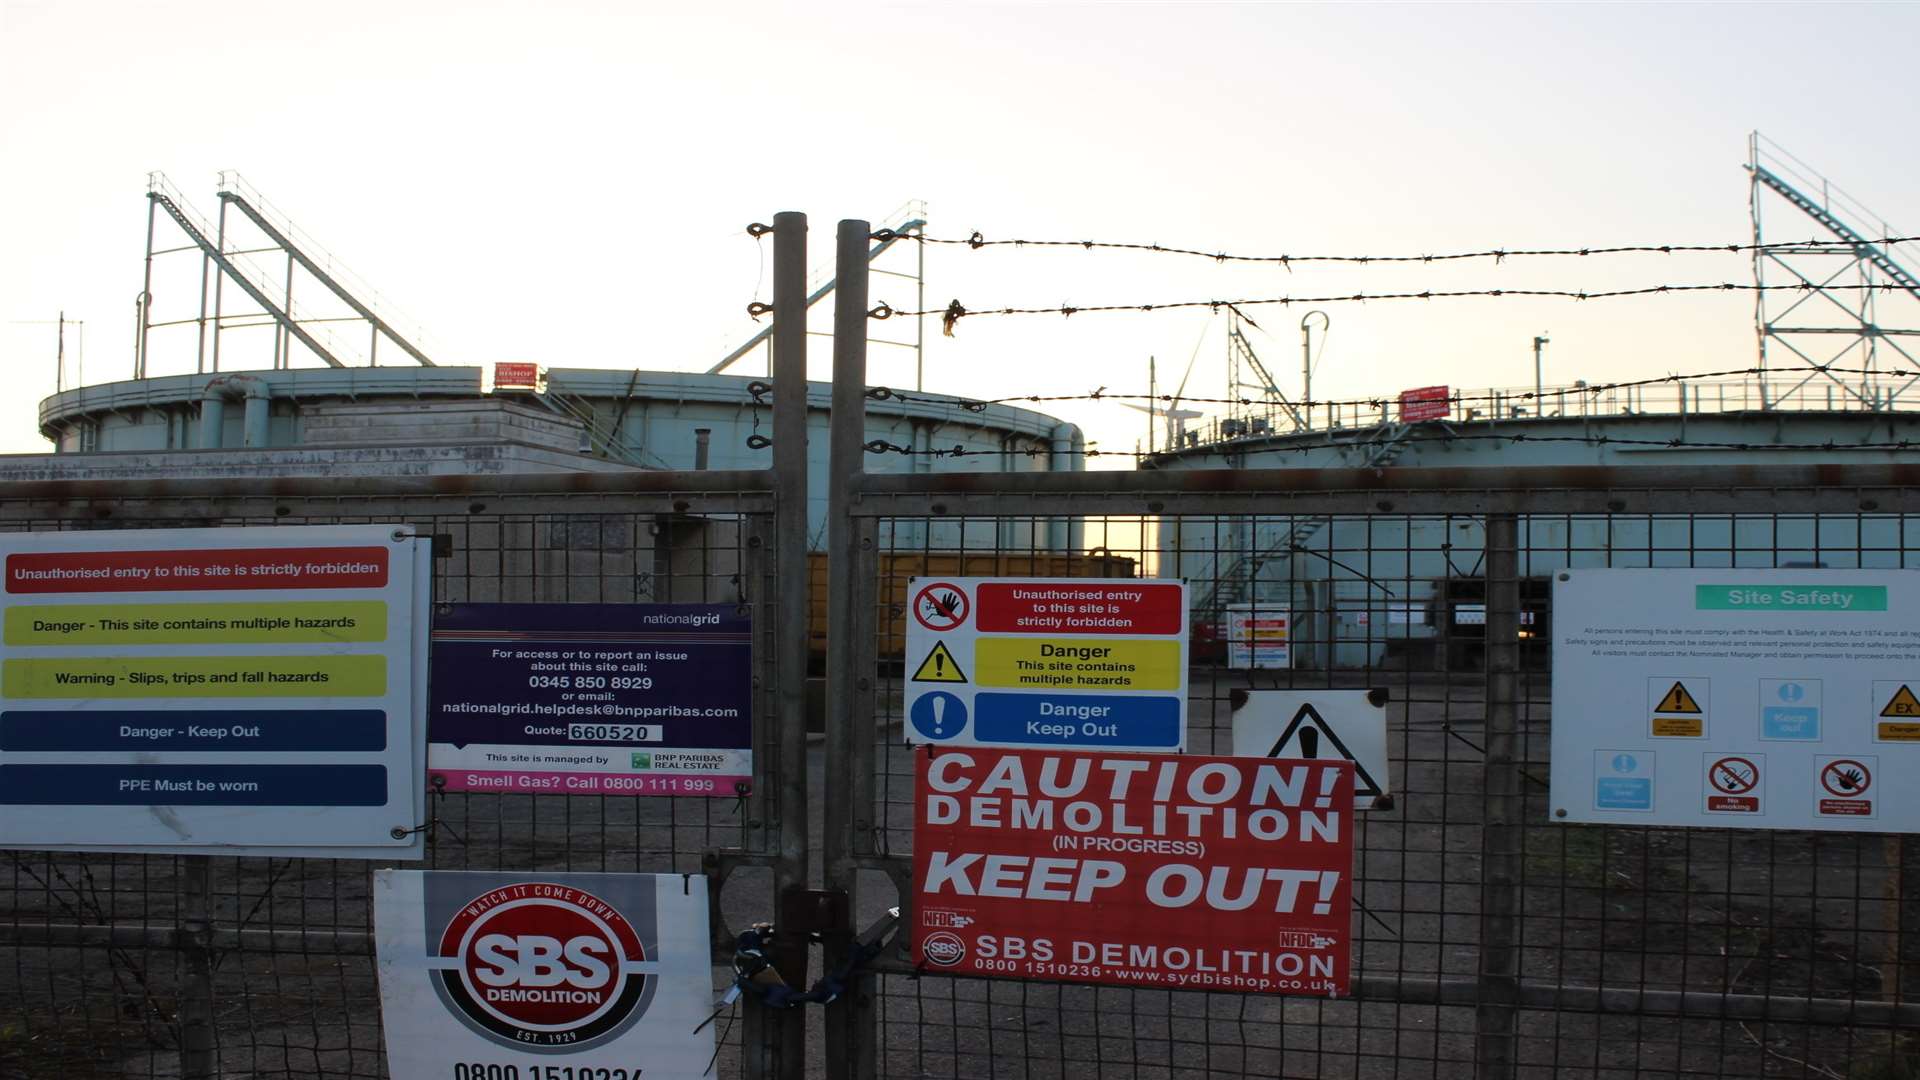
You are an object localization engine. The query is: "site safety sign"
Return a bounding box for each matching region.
[428,603,751,797]
[0,525,431,858]
[373,871,714,1079]
[911,746,1354,996]
[904,578,1189,751]
[1550,569,1919,832]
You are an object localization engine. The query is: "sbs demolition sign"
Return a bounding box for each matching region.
[374,871,714,1078]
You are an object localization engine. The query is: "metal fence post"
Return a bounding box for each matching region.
[763,209,811,1078]
[178,854,214,1079]
[823,219,874,1079]
[1477,512,1522,1079]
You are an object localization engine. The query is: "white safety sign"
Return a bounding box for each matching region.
[1550,569,1919,832]
[1230,690,1392,809]
[1222,603,1290,668]
[374,871,715,1079]
[0,525,431,858]
[904,577,1187,751]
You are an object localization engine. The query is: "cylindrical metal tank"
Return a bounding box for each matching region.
[1149,378,1920,669]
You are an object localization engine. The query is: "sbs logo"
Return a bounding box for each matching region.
[434,883,648,1049]
[922,931,967,967]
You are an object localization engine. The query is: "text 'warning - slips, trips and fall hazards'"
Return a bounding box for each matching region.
[904,577,1188,752]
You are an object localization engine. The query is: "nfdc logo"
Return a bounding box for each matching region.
[433,882,652,1049]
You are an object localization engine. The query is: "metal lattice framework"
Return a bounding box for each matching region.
[1748,131,1920,409]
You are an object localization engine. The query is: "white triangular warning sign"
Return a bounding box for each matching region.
[1654,681,1702,714]
[911,641,967,683]
[1882,684,1920,718]
[1263,703,1385,806]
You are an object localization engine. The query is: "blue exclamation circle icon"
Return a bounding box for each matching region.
[911,691,968,741]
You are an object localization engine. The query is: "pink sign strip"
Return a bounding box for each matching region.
[437,769,748,797]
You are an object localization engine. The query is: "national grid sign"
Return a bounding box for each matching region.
[904,577,1188,751]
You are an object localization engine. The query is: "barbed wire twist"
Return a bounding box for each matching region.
[863,282,1914,336]
[869,363,1918,415]
[867,229,1920,267]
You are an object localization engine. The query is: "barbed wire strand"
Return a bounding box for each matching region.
[867,363,1918,415]
[861,431,1920,461]
[870,229,1920,268]
[865,282,1915,336]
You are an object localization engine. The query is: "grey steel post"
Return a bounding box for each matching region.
[823,219,873,1078]
[279,252,295,369]
[194,243,212,375]
[1476,513,1522,1079]
[138,196,157,379]
[766,209,810,1077]
[178,854,215,1079]
[211,197,228,373]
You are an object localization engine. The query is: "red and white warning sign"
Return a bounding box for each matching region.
[1703,754,1762,814]
[1815,756,1876,818]
[911,746,1354,996]
[373,871,715,1077]
[912,582,970,631]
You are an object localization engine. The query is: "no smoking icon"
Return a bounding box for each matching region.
[1709,756,1759,795]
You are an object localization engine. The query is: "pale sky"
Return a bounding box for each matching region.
[3,0,1917,459]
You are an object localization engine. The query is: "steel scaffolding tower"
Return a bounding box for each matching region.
[136,172,437,377]
[1748,131,1920,409]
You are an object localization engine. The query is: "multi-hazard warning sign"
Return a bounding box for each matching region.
[1650,678,1707,737]
[911,641,968,684]
[1704,754,1761,814]
[903,577,1187,751]
[1230,691,1390,810]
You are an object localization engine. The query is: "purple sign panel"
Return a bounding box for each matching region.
[428,604,750,797]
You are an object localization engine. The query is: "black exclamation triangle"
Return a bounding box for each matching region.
[935,652,945,678]
[1299,728,1320,759]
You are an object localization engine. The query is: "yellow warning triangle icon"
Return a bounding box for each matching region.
[911,641,968,683]
[1654,681,1702,714]
[1881,684,1920,718]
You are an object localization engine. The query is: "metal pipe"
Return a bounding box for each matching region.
[138,197,157,380]
[916,220,926,392]
[1048,422,1077,551]
[1477,513,1522,1079]
[197,380,227,450]
[823,218,872,1078]
[194,237,212,375]
[1533,334,1549,404]
[1069,428,1086,552]
[279,251,295,369]
[693,427,711,470]
[238,376,271,447]
[1300,310,1328,418]
[211,197,228,373]
[178,855,214,1079]
[766,209,810,1076]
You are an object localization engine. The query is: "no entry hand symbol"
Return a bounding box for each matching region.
[913,582,969,631]
[1820,759,1870,797]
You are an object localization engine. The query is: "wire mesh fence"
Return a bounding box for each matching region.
[0,492,784,1080]
[839,476,1920,1080]
[3,469,1919,1080]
